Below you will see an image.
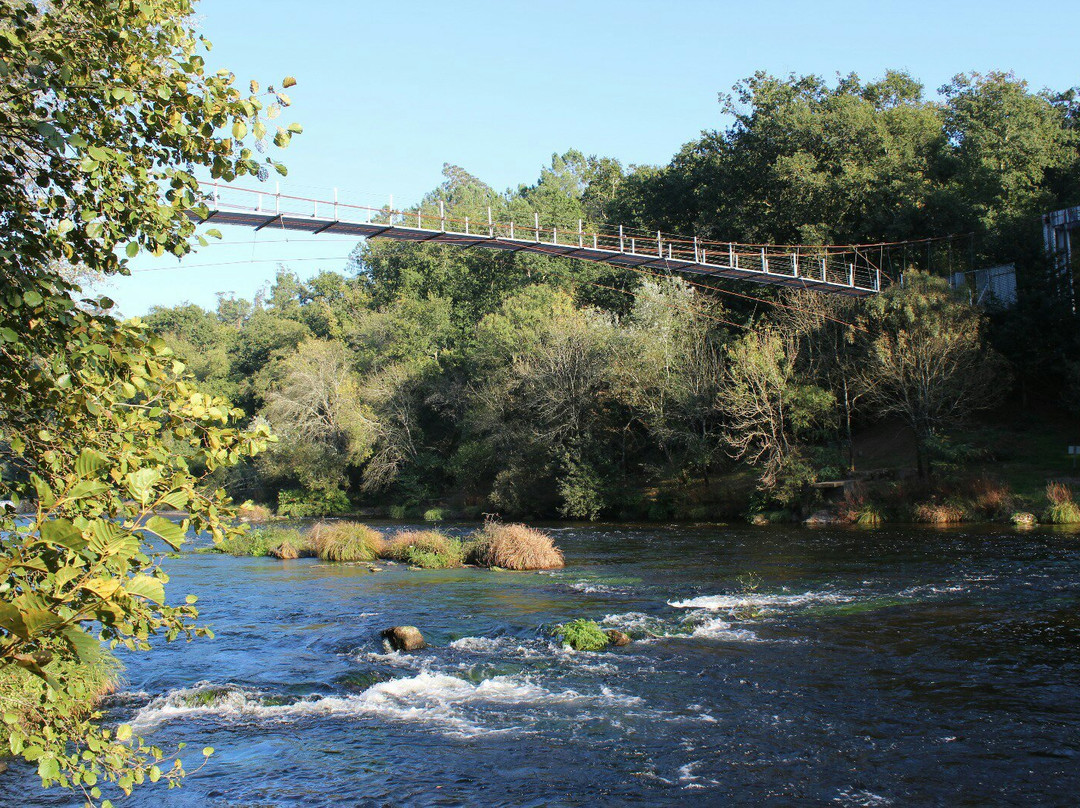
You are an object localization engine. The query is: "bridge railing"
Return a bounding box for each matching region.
[201,182,882,292]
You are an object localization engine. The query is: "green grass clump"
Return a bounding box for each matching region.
[384,530,464,568]
[423,507,445,523]
[555,619,610,651]
[214,528,274,557]
[0,651,122,739]
[465,523,564,570]
[1044,483,1080,524]
[264,528,314,559]
[309,521,385,562]
[856,503,884,526]
[388,505,408,520]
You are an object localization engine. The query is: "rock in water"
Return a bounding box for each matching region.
[382,626,426,651]
[804,510,835,525]
[605,629,631,647]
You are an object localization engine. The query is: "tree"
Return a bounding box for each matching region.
[719,326,834,501]
[260,339,376,497]
[860,272,1008,477]
[0,0,298,800]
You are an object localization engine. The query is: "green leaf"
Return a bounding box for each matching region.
[126,241,139,258]
[282,76,297,88]
[205,228,222,239]
[115,724,132,741]
[232,120,247,139]
[125,574,165,605]
[146,515,187,550]
[75,447,107,478]
[126,468,161,504]
[39,518,87,551]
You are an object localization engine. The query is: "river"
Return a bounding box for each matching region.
[14,521,1080,806]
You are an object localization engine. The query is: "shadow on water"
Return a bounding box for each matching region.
[13,521,1080,806]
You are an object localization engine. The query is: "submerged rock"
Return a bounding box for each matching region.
[605,629,631,647]
[382,625,426,652]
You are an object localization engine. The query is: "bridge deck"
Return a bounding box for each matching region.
[198,186,880,297]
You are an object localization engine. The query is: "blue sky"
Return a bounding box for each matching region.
[109,0,1080,315]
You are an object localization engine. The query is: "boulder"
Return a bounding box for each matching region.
[605,629,631,647]
[382,625,426,652]
[804,510,836,525]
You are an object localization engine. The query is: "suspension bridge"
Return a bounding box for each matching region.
[196,183,887,297]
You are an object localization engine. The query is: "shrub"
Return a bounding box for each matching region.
[856,503,884,526]
[384,530,464,568]
[423,507,445,523]
[465,523,565,570]
[555,619,610,651]
[236,500,273,522]
[215,528,274,557]
[277,488,351,518]
[265,528,314,559]
[388,505,408,520]
[1044,483,1080,524]
[309,521,385,562]
[964,477,1015,520]
[913,501,965,524]
[0,652,121,740]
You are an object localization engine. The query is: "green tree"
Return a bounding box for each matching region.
[860,273,1008,477]
[0,0,298,800]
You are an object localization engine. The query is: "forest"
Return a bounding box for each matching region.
[145,70,1080,522]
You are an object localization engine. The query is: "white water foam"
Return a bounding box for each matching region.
[131,672,644,738]
[668,591,852,611]
[601,610,760,643]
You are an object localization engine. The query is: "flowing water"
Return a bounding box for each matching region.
[13,522,1080,806]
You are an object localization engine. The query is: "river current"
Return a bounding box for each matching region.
[13,522,1080,806]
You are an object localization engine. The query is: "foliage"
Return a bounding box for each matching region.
[212,527,303,558]
[423,508,445,523]
[307,522,384,562]
[465,523,564,570]
[384,531,463,568]
[861,273,1009,477]
[276,488,351,518]
[719,327,834,501]
[555,619,610,652]
[1044,483,1080,524]
[0,0,299,799]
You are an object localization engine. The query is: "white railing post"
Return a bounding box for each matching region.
[510,220,514,239]
[657,230,662,257]
[465,216,469,235]
[333,187,338,220]
[693,236,699,263]
[619,225,625,252]
[440,200,446,232]
[488,206,493,238]
[728,242,734,266]
[534,212,540,242]
[389,194,393,227]
[578,219,583,248]
[761,247,767,273]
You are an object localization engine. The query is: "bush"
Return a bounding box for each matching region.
[388,505,408,520]
[308,521,385,562]
[214,528,275,557]
[913,501,966,524]
[465,523,564,570]
[1044,483,1080,524]
[384,530,464,568]
[423,507,445,523]
[963,477,1015,520]
[277,488,351,518]
[236,500,272,522]
[265,528,313,559]
[0,652,121,740]
[555,619,610,651]
[856,503,884,526]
